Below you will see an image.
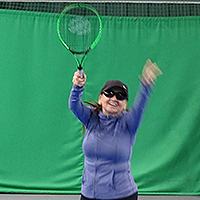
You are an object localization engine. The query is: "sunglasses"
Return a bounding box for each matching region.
[102,90,127,101]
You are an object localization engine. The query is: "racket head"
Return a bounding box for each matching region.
[57,3,102,54]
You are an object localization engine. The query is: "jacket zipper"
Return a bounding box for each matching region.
[94,131,100,198]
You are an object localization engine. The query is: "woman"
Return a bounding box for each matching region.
[69,59,162,200]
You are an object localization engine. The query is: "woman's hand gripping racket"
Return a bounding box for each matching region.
[57,3,102,78]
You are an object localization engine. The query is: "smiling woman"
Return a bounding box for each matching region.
[98,81,128,117]
[68,59,162,200]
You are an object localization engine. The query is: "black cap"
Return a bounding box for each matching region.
[100,80,128,100]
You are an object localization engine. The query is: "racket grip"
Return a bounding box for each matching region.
[77,67,83,78]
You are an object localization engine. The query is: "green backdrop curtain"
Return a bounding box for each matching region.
[0,9,200,195]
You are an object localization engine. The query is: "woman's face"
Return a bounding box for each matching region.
[98,88,127,117]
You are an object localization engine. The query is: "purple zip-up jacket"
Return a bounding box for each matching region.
[69,82,151,200]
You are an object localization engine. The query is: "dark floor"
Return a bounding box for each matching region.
[0,195,200,200]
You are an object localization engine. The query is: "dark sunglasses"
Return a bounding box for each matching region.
[102,90,127,101]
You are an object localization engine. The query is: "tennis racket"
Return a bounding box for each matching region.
[57,3,102,78]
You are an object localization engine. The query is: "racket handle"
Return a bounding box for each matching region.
[77,66,83,78]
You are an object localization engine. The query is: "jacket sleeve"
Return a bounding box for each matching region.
[68,85,92,127]
[126,81,152,134]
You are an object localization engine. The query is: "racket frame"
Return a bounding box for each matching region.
[57,3,102,76]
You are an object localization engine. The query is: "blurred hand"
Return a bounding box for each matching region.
[140,59,163,86]
[72,71,87,87]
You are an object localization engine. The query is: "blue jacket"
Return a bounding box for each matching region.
[69,82,151,199]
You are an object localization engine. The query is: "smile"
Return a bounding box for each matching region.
[108,101,118,107]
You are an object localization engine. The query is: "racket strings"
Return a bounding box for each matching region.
[59,7,100,53]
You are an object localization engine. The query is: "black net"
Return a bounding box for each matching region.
[1,1,200,17]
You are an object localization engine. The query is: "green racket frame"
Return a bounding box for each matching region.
[57,3,102,76]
